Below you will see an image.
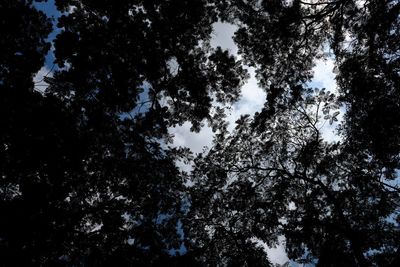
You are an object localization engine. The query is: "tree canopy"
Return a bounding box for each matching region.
[1,0,399,266]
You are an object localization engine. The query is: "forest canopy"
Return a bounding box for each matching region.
[1,0,399,266]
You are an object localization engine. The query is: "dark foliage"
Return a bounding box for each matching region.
[1,0,399,266]
[188,0,400,266]
[1,0,245,265]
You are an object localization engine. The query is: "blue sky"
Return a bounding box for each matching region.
[33,0,60,67]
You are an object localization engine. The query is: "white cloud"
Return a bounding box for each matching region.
[225,67,266,132]
[169,122,214,154]
[310,58,344,142]
[317,104,346,143]
[311,58,337,93]
[33,65,53,93]
[266,238,290,265]
[210,22,238,55]
[252,236,290,265]
[210,22,266,132]
[170,22,266,153]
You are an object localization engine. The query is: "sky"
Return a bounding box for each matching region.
[33,0,60,92]
[170,22,339,266]
[32,3,339,265]
[169,22,341,153]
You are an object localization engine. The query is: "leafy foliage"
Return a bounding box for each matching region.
[187,0,400,266]
[189,90,399,265]
[1,0,247,265]
[1,0,400,266]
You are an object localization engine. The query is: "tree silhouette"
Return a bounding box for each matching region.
[1,0,400,266]
[1,0,247,266]
[188,0,400,266]
[188,90,399,266]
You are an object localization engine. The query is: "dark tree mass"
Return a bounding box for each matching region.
[1,0,399,266]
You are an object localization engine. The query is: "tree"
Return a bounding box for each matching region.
[2,0,400,266]
[188,89,400,266]
[215,0,400,167]
[188,0,400,266]
[1,0,247,266]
